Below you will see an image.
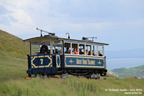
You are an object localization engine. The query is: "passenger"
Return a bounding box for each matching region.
[98,51,103,56]
[55,49,58,54]
[58,49,63,55]
[88,51,91,55]
[40,42,48,54]
[86,50,88,55]
[73,48,78,54]
[79,49,84,55]
[88,50,95,55]
[65,47,70,53]
[92,50,95,55]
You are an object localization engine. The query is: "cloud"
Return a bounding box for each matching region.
[1,0,34,25]
[0,0,144,52]
[0,0,36,37]
[4,9,34,25]
[50,22,113,32]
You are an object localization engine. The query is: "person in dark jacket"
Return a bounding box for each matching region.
[40,42,48,54]
[65,47,70,53]
[55,49,58,54]
[79,49,84,55]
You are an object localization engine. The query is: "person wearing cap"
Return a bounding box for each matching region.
[40,42,48,54]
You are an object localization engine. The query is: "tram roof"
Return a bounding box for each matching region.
[23,35,109,45]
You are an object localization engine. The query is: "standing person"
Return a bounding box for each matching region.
[40,42,48,54]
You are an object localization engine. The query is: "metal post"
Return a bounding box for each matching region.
[50,40,53,54]
[97,46,98,56]
[91,45,92,56]
[103,46,104,56]
[93,45,95,55]
[30,42,32,55]
[77,44,79,55]
[70,43,72,54]
[84,44,86,55]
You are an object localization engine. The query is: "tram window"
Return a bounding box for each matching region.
[91,45,95,56]
[79,44,84,55]
[86,45,91,55]
[54,45,63,54]
[31,41,50,55]
[72,44,78,54]
[64,43,71,54]
[94,45,98,56]
[31,42,41,55]
[47,46,50,54]
[98,46,103,56]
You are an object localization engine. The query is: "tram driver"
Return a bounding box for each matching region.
[40,42,48,54]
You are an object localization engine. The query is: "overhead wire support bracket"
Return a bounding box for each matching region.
[82,37,97,41]
[36,27,55,37]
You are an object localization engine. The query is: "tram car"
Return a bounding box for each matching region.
[24,29,109,79]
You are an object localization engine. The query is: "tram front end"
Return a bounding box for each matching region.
[27,54,61,77]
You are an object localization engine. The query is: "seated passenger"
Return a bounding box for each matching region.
[88,50,95,55]
[65,47,70,53]
[40,42,48,54]
[58,49,63,55]
[73,48,78,54]
[92,50,95,55]
[88,51,91,55]
[55,49,58,54]
[86,50,88,55]
[79,49,84,55]
[98,51,103,56]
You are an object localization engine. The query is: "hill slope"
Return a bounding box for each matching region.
[0,29,29,58]
[0,29,29,81]
[111,65,144,78]
[0,30,144,96]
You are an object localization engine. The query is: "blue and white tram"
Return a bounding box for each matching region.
[24,33,109,79]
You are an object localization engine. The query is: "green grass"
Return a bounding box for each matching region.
[0,54,27,81]
[0,29,29,57]
[0,29,144,96]
[0,54,144,96]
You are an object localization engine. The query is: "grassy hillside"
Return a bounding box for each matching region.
[0,29,29,58]
[0,54,144,96]
[0,30,144,96]
[111,65,144,78]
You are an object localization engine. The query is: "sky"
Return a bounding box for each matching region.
[0,0,144,51]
